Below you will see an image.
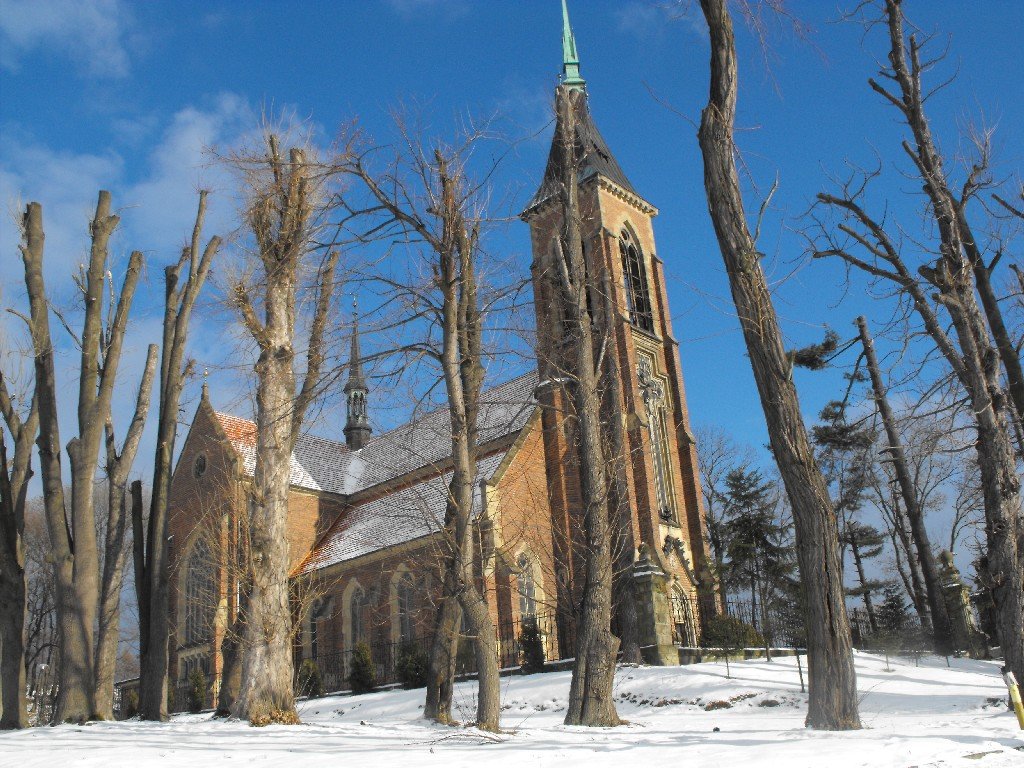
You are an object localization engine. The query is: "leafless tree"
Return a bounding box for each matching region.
[228,132,341,724]
[696,0,860,730]
[134,191,220,722]
[93,354,157,721]
[542,84,621,728]
[337,114,509,731]
[694,424,757,594]
[19,193,149,722]
[0,366,38,728]
[813,0,1022,685]
[856,316,952,652]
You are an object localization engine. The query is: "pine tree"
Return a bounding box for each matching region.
[722,468,794,641]
[841,521,887,633]
[877,583,910,637]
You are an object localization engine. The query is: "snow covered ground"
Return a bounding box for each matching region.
[2,651,1021,768]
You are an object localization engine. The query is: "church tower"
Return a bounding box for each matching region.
[344,304,372,450]
[523,1,712,651]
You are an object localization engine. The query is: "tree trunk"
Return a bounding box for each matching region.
[0,375,37,729]
[857,316,952,653]
[233,309,299,723]
[424,571,460,724]
[849,537,878,634]
[137,192,219,722]
[697,0,860,730]
[0,555,28,729]
[554,87,621,729]
[601,271,642,665]
[231,142,337,724]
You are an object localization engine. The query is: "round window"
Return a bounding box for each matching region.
[193,453,207,479]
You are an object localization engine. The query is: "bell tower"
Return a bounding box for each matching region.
[522,2,711,615]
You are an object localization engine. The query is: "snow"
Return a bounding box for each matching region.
[2,652,1021,768]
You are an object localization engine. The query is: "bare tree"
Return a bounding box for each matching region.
[19,193,146,722]
[93,347,157,720]
[547,84,620,728]
[0,369,39,728]
[229,133,340,724]
[856,316,952,652]
[696,0,860,730]
[338,117,507,730]
[134,191,220,721]
[813,0,1023,685]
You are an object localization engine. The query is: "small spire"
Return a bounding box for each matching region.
[344,298,371,450]
[345,299,366,393]
[561,0,586,91]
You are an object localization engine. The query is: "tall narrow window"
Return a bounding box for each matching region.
[184,539,214,646]
[619,230,654,332]
[516,553,537,619]
[350,585,366,648]
[396,573,416,642]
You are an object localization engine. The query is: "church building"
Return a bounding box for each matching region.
[165,3,713,703]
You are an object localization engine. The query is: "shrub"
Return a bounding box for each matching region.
[348,642,376,694]
[250,709,301,727]
[186,668,207,713]
[121,688,139,719]
[395,641,429,689]
[700,614,765,649]
[296,658,325,699]
[519,616,546,674]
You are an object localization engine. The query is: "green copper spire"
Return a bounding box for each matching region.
[561,0,586,90]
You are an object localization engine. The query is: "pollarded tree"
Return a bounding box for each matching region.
[134,192,220,721]
[19,193,152,723]
[0,369,38,728]
[229,133,342,724]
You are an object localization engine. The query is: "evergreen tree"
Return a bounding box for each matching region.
[841,521,887,633]
[722,468,794,640]
[877,583,910,637]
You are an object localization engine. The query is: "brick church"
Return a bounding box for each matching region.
[166,4,713,699]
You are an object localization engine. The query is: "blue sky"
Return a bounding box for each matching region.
[1,0,1022,524]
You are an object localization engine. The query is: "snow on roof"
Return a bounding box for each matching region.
[213,370,537,496]
[298,451,506,573]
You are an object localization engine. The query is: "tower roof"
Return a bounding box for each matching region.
[522,90,640,216]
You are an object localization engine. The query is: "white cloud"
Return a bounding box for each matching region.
[0,0,135,78]
[384,0,469,20]
[616,1,707,41]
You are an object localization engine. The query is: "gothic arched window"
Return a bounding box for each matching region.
[395,573,417,642]
[619,229,654,332]
[349,585,367,648]
[184,539,214,646]
[516,553,537,619]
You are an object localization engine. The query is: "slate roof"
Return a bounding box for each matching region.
[298,451,506,573]
[524,92,640,214]
[215,370,537,496]
[210,370,539,572]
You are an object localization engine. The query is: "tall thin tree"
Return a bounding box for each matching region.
[0,372,39,729]
[134,191,220,721]
[696,0,860,729]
